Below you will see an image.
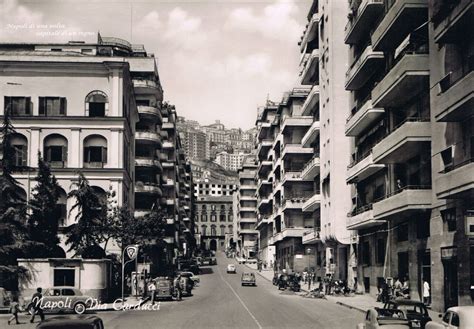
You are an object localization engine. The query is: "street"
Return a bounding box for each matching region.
[2,252,362,329]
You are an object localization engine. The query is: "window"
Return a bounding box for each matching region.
[220,225,225,235]
[416,216,430,238]
[228,225,233,234]
[441,208,457,232]
[441,147,454,172]
[397,223,409,242]
[62,289,75,296]
[4,96,31,116]
[54,269,75,286]
[201,214,207,222]
[376,238,385,265]
[10,134,28,167]
[211,215,217,222]
[211,205,216,211]
[211,225,216,236]
[39,97,67,116]
[85,91,108,117]
[228,215,233,222]
[54,188,67,227]
[44,134,68,168]
[201,225,207,236]
[362,241,371,266]
[83,135,107,168]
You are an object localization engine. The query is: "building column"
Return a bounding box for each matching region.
[71,128,81,168]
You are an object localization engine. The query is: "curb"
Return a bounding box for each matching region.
[334,301,366,314]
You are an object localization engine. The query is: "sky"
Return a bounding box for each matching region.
[0,0,312,130]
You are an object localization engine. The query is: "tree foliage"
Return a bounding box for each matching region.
[64,172,105,256]
[0,108,29,287]
[27,153,62,257]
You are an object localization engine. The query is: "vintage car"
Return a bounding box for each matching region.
[235,256,246,264]
[241,272,256,286]
[357,308,411,329]
[383,299,432,328]
[26,287,93,315]
[179,271,200,284]
[153,277,174,300]
[227,264,236,274]
[426,306,474,329]
[36,315,104,329]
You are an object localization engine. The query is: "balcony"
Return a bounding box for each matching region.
[302,192,321,212]
[282,144,313,159]
[162,141,174,149]
[135,182,162,196]
[257,140,273,159]
[283,198,307,212]
[345,45,384,91]
[345,0,385,44]
[240,184,256,191]
[435,159,474,199]
[435,70,474,122]
[162,177,175,187]
[371,0,428,51]
[239,229,259,235]
[301,155,320,180]
[257,122,272,139]
[301,120,320,147]
[301,86,320,116]
[240,217,257,224]
[346,151,385,184]
[300,13,320,52]
[373,186,432,220]
[372,118,431,163]
[281,227,306,239]
[282,171,306,185]
[257,160,272,176]
[134,209,150,218]
[257,179,272,192]
[239,195,256,201]
[345,98,385,136]
[239,206,256,213]
[432,0,473,44]
[161,122,174,130]
[272,232,283,244]
[300,49,319,85]
[133,79,163,99]
[281,116,313,132]
[135,157,162,172]
[302,229,321,244]
[372,53,429,108]
[136,131,161,145]
[137,105,162,123]
[346,205,384,230]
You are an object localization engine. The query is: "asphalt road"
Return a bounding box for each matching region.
[2,252,362,329]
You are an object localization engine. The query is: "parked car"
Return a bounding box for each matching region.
[246,258,257,264]
[236,256,245,264]
[383,299,431,328]
[201,257,211,266]
[241,272,256,286]
[227,264,236,274]
[179,271,200,284]
[180,276,193,296]
[357,308,411,329]
[153,277,174,300]
[36,315,104,329]
[426,306,474,329]
[210,256,217,265]
[26,287,92,315]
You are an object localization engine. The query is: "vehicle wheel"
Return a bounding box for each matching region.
[74,302,86,314]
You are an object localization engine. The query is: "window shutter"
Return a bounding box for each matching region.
[62,146,67,163]
[26,97,31,115]
[46,146,51,162]
[22,146,27,166]
[39,97,45,116]
[102,147,108,164]
[84,147,89,163]
[60,98,67,115]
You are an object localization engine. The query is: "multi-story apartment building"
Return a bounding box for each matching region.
[255,89,321,272]
[214,151,249,171]
[428,0,473,312]
[0,35,195,273]
[194,178,237,197]
[179,128,209,160]
[343,0,447,309]
[235,156,259,259]
[0,40,138,257]
[194,196,234,251]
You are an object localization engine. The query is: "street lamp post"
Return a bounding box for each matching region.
[307,247,312,291]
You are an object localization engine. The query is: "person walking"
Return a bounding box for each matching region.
[423,279,430,306]
[29,287,44,323]
[173,274,182,301]
[148,280,157,305]
[7,296,21,325]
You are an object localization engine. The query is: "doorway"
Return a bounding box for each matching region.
[210,239,217,251]
[398,251,409,280]
[443,259,458,310]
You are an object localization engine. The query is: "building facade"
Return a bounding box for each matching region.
[235,156,259,259]
[214,151,249,172]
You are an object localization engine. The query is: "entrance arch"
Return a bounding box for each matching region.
[210,239,217,251]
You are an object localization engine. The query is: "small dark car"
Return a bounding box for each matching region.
[153,277,174,300]
[36,315,104,329]
[383,299,432,328]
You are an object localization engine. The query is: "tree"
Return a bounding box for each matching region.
[0,107,29,289]
[65,172,105,256]
[27,153,61,257]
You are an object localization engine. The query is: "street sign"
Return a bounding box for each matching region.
[126,245,139,260]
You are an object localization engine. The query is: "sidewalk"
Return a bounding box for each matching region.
[245,263,442,321]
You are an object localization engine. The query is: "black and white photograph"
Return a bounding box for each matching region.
[0,0,473,328]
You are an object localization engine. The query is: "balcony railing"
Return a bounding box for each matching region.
[348,203,374,217]
[383,116,430,140]
[346,93,372,123]
[441,157,474,174]
[373,184,431,203]
[438,56,474,93]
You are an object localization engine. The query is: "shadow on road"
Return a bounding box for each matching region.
[199,267,214,275]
